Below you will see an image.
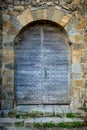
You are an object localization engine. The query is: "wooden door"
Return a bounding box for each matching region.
[15,22,70,104]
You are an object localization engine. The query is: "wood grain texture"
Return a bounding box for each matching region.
[15,22,70,104]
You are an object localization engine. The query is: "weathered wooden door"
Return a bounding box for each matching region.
[15,22,70,104]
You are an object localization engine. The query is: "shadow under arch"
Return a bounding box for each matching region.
[14,20,72,46]
[14,20,72,105]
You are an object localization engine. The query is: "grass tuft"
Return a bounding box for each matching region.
[43,122,56,128]
[16,114,20,118]
[84,108,87,112]
[34,123,42,128]
[34,121,87,128]
[66,113,81,118]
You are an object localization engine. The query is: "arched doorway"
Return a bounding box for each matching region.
[15,21,71,105]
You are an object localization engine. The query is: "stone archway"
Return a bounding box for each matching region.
[2,6,85,110]
[14,20,71,105]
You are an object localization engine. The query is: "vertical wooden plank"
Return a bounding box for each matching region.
[42,25,70,104]
[15,25,42,104]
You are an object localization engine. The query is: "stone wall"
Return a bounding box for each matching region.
[0,0,86,111]
[84,0,87,107]
[0,7,3,110]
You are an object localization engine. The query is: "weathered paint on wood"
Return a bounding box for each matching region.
[15,22,70,104]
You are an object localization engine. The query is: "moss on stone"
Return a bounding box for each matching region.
[8,110,16,118]
[54,113,63,117]
[34,121,87,128]
[14,121,24,127]
[16,112,28,118]
[16,114,20,118]
[43,122,56,128]
[84,108,87,112]
[34,123,42,128]
[56,122,86,128]
[66,113,81,118]
[28,111,43,117]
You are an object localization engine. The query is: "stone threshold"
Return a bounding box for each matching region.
[0,117,84,127]
[14,105,83,114]
[0,105,84,118]
[5,105,84,119]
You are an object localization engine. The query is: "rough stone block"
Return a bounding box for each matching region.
[72,49,84,63]
[35,117,53,123]
[3,35,15,44]
[0,49,3,55]
[3,21,11,29]
[43,105,53,116]
[73,49,84,56]
[28,105,44,113]
[1,100,13,110]
[14,0,20,5]
[47,2,54,6]
[60,15,71,26]
[25,118,34,128]
[32,9,47,20]
[4,49,14,56]
[3,85,14,99]
[0,110,10,117]
[3,56,14,64]
[3,14,10,21]
[84,52,87,61]
[72,43,84,50]
[61,105,71,114]
[72,63,82,73]
[47,7,54,20]
[74,80,84,87]
[86,74,87,80]
[55,6,61,10]
[64,17,80,35]
[82,65,87,74]
[73,0,80,4]
[52,117,63,123]
[72,55,81,63]
[63,117,83,122]
[0,38,2,46]
[72,73,81,80]
[14,120,24,127]
[3,76,14,86]
[0,101,1,109]
[53,105,63,114]
[17,15,27,26]
[69,35,84,44]
[17,9,33,26]
[8,4,14,11]
[7,0,13,4]
[4,63,14,70]
[10,16,22,30]
[14,6,24,11]
[3,70,14,77]
[77,18,85,30]
[8,26,19,35]
[4,42,14,47]
[0,56,2,67]
[5,91,14,100]
[52,9,64,24]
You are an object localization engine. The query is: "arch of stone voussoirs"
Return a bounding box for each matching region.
[17,8,72,33]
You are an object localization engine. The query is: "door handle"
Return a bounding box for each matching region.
[43,70,47,78]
